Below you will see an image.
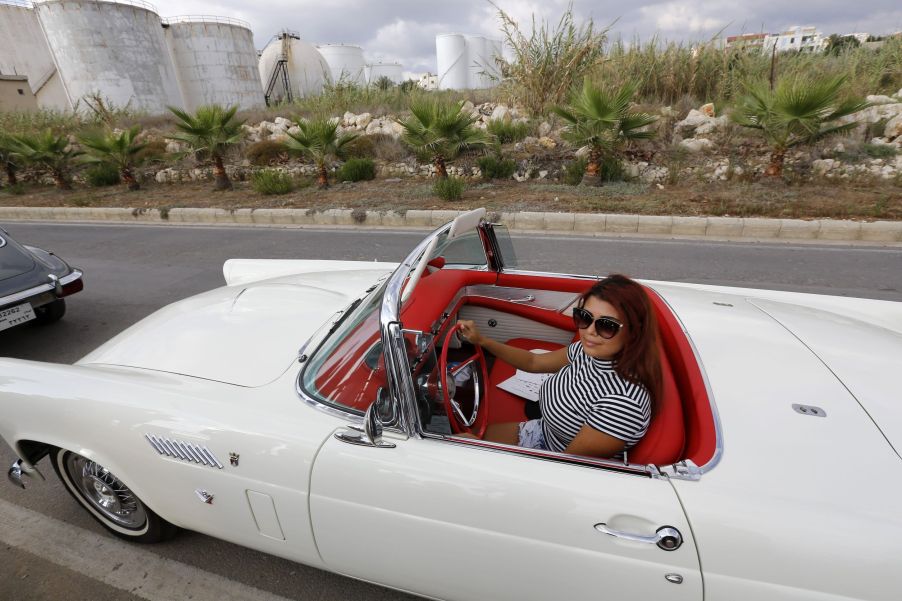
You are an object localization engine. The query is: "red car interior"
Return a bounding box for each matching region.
[312,263,716,469]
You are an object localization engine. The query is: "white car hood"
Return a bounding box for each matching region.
[749,297,902,458]
[78,262,397,387]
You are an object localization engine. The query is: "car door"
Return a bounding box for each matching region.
[310,434,701,601]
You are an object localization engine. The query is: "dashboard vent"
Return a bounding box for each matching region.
[145,434,223,469]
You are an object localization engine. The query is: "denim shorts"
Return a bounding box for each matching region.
[518,419,547,450]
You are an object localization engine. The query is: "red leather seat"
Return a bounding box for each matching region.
[487,336,685,466]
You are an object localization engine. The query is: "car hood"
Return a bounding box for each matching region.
[748,297,902,458]
[78,262,396,387]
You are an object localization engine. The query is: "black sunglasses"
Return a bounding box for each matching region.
[572,307,623,339]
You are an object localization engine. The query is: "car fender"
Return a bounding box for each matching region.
[0,358,339,567]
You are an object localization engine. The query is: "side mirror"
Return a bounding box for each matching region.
[363,402,396,448]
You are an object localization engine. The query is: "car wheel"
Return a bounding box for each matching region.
[34,299,66,325]
[51,448,177,543]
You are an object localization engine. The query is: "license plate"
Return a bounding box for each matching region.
[0,303,36,332]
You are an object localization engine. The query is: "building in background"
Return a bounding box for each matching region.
[417,72,438,90]
[0,73,38,110]
[724,33,768,52]
[0,0,68,110]
[763,26,826,53]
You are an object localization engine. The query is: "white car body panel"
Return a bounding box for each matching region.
[312,435,702,601]
[653,284,902,601]
[223,258,398,287]
[79,263,394,387]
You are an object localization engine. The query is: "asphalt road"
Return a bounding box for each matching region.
[0,222,901,601]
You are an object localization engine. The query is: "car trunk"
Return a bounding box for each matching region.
[0,237,38,283]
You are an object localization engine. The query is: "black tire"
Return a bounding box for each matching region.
[51,448,178,543]
[34,299,66,325]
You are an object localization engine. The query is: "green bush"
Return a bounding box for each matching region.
[563,158,587,185]
[251,169,294,195]
[487,119,531,144]
[863,143,898,158]
[477,154,517,179]
[432,176,466,201]
[134,139,167,164]
[246,140,286,166]
[338,158,376,182]
[85,163,120,187]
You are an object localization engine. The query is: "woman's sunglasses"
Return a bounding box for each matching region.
[572,307,623,339]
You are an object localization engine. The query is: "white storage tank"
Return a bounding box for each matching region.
[258,32,330,103]
[366,62,403,85]
[486,38,503,85]
[0,0,68,109]
[34,0,183,114]
[463,34,488,89]
[436,33,468,90]
[317,44,366,86]
[163,16,264,111]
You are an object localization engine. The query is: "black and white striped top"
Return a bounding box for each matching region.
[539,342,651,456]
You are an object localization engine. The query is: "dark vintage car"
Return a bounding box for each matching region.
[0,226,83,332]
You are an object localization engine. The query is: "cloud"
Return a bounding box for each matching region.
[148,0,902,74]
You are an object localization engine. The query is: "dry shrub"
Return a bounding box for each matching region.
[134,139,167,164]
[369,133,408,162]
[246,140,287,166]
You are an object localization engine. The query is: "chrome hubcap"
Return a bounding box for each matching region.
[65,454,147,529]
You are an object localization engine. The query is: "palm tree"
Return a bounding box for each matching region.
[10,129,81,190]
[397,99,490,178]
[78,125,147,191]
[553,80,657,186]
[281,117,358,188]
[168,104,244,190]
[0,134,18,188]
[732,76,868,178]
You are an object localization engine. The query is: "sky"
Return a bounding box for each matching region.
[149,0,902,76]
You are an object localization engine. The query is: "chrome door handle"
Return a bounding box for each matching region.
[594,523,683,551]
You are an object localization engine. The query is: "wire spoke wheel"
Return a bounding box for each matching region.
[64,453,148,530]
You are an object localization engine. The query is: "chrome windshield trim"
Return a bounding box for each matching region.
[0,269,82,308]
[0,235,6,249]
[382,223,454,438]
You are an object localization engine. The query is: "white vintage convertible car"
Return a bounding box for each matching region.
[2,209,901,601]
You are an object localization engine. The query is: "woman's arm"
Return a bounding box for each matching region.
[457,319,569,373]
[564,425,626,458]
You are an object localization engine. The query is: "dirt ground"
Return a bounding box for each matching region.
[1,177,900,220]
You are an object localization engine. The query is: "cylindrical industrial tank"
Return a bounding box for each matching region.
[163,16,265,111]
[258,32,330,102]
[464,34,488,89]
[486,38,503,85]
[436,33,468,90]
[34,0,183,114]
[0,0,68,109]
[366,62,403,85]
[317,44,366,86]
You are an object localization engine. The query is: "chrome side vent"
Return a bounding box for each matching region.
[145,434,223,469]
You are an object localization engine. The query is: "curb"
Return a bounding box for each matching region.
[1,206,901,244]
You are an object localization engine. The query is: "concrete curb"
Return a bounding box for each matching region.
[1,206,900,244]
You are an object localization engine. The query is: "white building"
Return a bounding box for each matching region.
[417,72,438,91]
[763,26,825,53]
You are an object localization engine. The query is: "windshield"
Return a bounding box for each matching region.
[299,278,389,415]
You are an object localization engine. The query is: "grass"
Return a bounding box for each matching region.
[477,155,517,179]
[487,119,532,143]
[84,163,120,187]
[251,169,294,195]
[433,176,466,201]
[337,158,376,182]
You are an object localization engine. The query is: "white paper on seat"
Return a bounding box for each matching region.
[496,349,552,402]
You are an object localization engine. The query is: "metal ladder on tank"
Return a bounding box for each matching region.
[264,34,293,106]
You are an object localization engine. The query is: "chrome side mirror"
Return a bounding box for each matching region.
[364,402,395,448]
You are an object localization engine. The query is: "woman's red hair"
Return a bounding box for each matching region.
[579,274,663,409]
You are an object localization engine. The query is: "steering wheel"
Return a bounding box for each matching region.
[440,324,489,438]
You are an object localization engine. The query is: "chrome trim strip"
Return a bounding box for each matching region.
[426,432,653,477]
[0,269,83,308]
[7,459,26,489]
[647,288,724,479]
[145,435,223,469]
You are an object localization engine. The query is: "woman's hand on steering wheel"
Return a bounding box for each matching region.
[457,320,485,347]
